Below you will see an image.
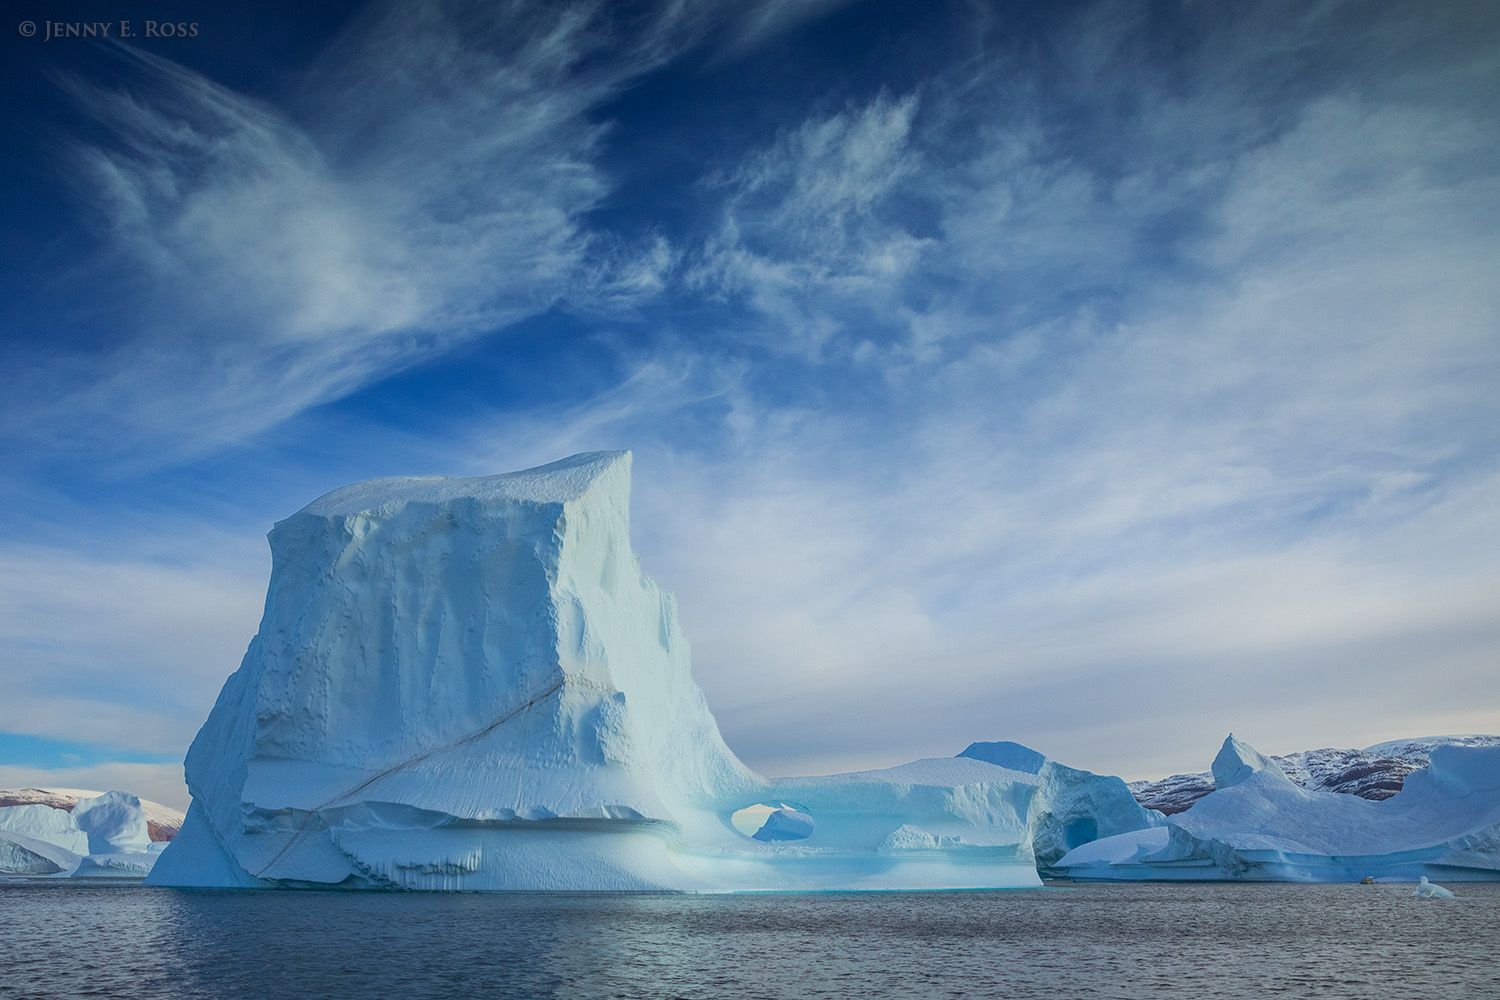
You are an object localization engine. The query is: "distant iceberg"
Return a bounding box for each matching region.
[958,741,1164,868]
[1130,733,1500,814]
[0,789,176,878]
[1054,734,1500,882]
[0,803,88,858]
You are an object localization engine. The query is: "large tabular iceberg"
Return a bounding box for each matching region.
[1054,734,1500,882]
[154,452,1134,891]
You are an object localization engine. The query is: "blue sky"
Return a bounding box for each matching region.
[2,1,1498,809]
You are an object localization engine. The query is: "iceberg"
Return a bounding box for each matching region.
[0,804,89,857]
[957,741,1047,774]
[73,791,152,854]
[1129,734,1500,814]
[71,853,158,878]
[1055,735,1500,882]
[750,805,815,843]
[0,787,183,841]
[1208,732,1281,788]
[1415,876,1455,899]
[0,790,168,877]
[958,741,1163,868]
[117,451,1500,891]
[150,453,1068,891]
[0,829,82,876]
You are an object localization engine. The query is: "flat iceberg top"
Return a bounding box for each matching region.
[297,451,630,518]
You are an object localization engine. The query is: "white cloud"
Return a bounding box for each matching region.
[589,2,1500,777]
[707,0,854,60]
[4,0,797,464]
[334,20,1500,778]
[0,539,267,755]
[690,92,927,356]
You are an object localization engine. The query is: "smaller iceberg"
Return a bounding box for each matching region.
[0,789,172,878]
[0,829,82,876]
[1054,735,1500,882]
[0,804,89,857]
[958,740,1163,869]
[1414,876,1455,899]
[73,791,153,855]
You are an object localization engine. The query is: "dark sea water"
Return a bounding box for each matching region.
[1,880,1496,999]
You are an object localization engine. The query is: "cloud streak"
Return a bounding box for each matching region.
[0,539,267,753]
[6,0,832,464]
[554,0,1500,776]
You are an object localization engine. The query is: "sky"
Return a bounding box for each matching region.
[2,0,1498,811]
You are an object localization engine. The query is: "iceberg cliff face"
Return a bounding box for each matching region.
[151,453,1072,891]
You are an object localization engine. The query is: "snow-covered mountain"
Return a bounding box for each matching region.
[1129,735,1500,815]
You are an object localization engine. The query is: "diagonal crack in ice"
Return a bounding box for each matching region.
[253,676,571,880]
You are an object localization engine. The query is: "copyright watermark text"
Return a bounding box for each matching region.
[17,20,200,42]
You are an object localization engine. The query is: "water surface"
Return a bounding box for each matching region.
[1,880,1494,998]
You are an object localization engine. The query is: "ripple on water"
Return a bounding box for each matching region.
[0,881,1496,999]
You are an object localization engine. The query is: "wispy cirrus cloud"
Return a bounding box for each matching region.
[550,0,1500,775]
[30,13,614,462]
[689,92,925,357]
[4,0,852,466]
